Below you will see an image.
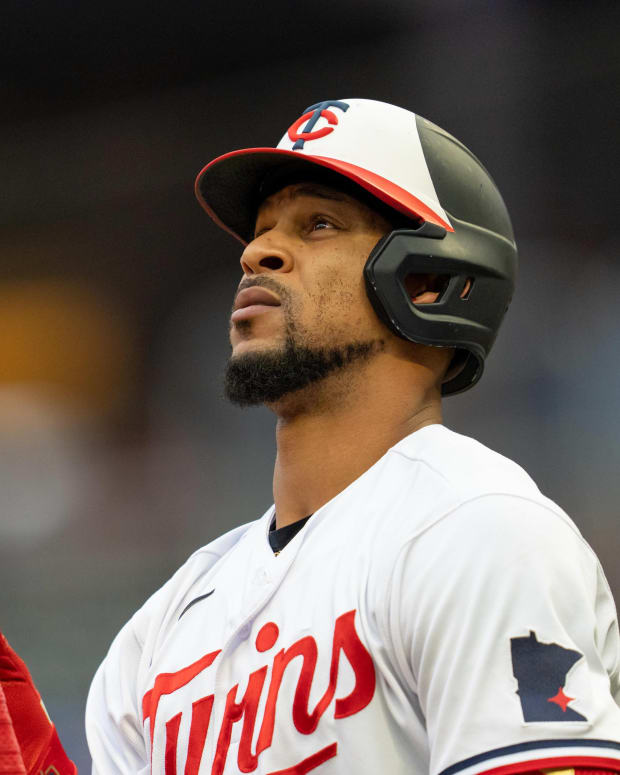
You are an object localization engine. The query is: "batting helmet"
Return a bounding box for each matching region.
[195,98,517,394]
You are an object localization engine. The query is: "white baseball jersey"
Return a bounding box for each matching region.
[86,424,620,775]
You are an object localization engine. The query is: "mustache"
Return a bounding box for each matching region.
[234,276,291,308]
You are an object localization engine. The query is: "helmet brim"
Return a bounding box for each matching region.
[194,147,453,245]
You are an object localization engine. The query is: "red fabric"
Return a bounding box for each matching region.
[491,764,620,775]
[0,684,26,775]
[540,770,619,775]
[0,633,76,775]
[266,743,338,775]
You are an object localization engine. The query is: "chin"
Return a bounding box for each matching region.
[231,337,284,358]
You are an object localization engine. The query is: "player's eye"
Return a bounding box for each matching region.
[309,216,335,233]
[253,223,272,240]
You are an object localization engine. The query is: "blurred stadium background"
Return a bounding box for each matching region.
[2,0,619,766]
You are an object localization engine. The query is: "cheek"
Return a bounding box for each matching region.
[302,255,372,331]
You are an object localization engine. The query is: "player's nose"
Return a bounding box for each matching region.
[240,233,294,276]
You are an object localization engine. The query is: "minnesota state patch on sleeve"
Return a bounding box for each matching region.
[511,631,587,722]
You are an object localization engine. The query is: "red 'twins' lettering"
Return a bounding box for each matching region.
[142,609,376,774]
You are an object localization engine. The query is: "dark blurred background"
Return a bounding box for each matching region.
[2,0,619,766]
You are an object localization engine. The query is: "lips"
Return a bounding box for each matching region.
[233,287,281,312]
[231,286,282,324]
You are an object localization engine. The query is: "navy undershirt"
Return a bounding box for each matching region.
[268,515,312,554]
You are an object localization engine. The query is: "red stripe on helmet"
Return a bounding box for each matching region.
[310,154,453,232]
[194,147,453,245]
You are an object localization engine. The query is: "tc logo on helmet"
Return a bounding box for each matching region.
[288,100,350,150]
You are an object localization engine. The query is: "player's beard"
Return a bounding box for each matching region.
[224,281,384,407]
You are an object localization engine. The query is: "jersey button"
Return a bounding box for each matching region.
[254,568,270,585]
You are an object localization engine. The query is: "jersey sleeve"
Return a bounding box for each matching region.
[86,609,149,774]
[388,494,620,775]
[85,521,254,773]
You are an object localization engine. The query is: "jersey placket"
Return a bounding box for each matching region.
[206,526,303,773]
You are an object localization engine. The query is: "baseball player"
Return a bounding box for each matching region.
[2,99,619,775]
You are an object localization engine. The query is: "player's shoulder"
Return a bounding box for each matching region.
[381,426,610,602]
[87,515,264,727]
[187,517,256,566]
[391,423,538,498]
[128,517,259,648]
[382,423,582,541]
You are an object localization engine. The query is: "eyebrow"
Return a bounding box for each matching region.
[261,184,347,208]
[254,184,350,236]
[287,184,346,202]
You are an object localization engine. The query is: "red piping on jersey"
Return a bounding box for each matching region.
[473,756,620,775]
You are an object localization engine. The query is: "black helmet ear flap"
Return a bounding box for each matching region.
[368,220,446,261]
[364,222,444,334]
[364,222,516,395]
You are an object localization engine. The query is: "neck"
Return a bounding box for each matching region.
[269,348,443,529]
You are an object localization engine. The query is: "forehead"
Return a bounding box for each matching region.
[256,181,383,223]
